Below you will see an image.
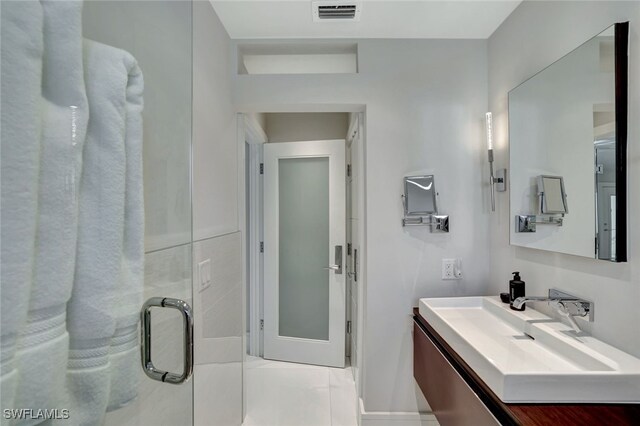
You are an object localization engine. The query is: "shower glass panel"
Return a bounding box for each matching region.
[82,1,194,425]
[83,0,193,253]
[0,1,192,425]
[278,157,330,341]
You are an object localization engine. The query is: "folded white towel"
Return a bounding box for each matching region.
[12,1,89,422]
[106,326,140,411]
[0,0,44,416]
[108,44,144,410]
[2,1,145,421]
[13,309,69,426]
[64,352,112,426]
[65,38,144,424]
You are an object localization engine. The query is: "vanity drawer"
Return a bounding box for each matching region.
[413,321,500,426]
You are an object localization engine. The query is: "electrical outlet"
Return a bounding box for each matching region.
[442,258,462,280]
[198,259,211,292]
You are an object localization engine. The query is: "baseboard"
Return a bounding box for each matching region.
[358,399,439,426]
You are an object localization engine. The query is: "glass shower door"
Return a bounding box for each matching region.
[1,1,195,424]
[82,1,195,425]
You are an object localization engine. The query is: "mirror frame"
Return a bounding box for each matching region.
[613,22,629,262]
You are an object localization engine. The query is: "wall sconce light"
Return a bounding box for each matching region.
[485,112,506,211]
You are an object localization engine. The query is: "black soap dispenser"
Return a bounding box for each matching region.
[509,272,525,311]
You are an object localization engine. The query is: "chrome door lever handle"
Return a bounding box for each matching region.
[324,245,343,274]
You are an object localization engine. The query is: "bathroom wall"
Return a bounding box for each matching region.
[192,232,243,426]
[264,112,349,143]
[193,1,243,425]
[193,1,238,242]
[234,39,490,416]
[488,1,640,356]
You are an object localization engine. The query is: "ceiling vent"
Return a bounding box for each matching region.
[312,1,362,22]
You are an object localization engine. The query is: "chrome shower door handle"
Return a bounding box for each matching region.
[323,245,343,274]
[141,297,194,384]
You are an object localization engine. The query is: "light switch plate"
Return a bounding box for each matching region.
[198,258,211,292]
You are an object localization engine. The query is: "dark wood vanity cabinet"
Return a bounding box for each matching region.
[413,308,640,426]
[414,320,501,425]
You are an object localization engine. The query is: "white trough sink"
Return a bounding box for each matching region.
[418,296,640,403]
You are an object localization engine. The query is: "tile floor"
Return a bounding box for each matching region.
[243,356,358,426]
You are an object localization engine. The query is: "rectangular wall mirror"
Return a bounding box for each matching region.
[404,175,437,216]
[509,22,628,262]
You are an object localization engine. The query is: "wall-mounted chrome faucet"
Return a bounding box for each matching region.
[513,288,593,332]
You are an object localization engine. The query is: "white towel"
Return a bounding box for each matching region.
[107,39,144,411]
[0,0,44,416]
[64,38,144,424]
[12,2,89,423]
[108,41,144,410]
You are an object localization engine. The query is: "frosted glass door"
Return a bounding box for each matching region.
[278,158,330,340]
[263,140,346,368]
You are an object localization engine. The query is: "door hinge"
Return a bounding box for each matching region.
[260,319,264,330]
[346,320,352,334]
[260,163,264,175]
[347,164,352,177]
[260,241,264,253]
[347,243,352,256]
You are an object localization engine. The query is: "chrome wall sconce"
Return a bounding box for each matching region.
[485,112,506,211]
[401,175,449,232]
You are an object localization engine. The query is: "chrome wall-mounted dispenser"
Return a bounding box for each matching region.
[516,175,568,232]
[401,175,449,232]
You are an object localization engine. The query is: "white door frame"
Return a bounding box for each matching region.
[243,114,267,357]
[246,143,264,357]
[350,112,365,397]
[263,139,347,368]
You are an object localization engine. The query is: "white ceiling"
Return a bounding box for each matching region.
[210,1,522,40]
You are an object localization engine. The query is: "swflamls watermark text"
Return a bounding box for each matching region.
[3,409,70,420]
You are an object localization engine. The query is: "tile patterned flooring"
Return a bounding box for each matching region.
[243,356,358,426]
